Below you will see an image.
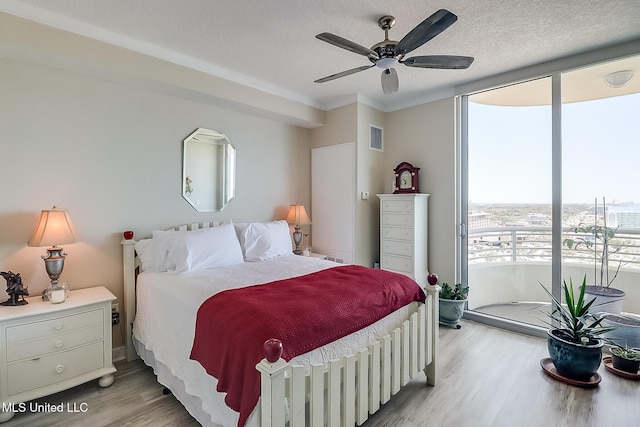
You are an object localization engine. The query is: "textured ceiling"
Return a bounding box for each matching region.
[3,0,640,111]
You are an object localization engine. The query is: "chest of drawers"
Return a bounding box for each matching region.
[0,286,116,422]
[378,194,429,287]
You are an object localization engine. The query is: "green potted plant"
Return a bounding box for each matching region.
[610,345,640,374]
[563,197,625,314]
[438,281,469,329]
[540,275,615,381]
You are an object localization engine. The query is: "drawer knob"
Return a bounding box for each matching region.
[54,323,63,330]
[56,365,65,374]
[55,341,64,348]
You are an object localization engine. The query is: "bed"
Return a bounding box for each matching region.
[121,220,439,427]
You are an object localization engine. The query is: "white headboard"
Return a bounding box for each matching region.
[120,221,221,361]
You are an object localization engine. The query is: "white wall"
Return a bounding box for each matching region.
[0,58,311,330]
[356,103,386,268]
[386,98,458,284]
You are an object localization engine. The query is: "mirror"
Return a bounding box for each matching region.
[182,128,236,212]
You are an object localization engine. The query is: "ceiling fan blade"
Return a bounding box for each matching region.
[314,65,375,83]
[381,68,399,95]
[316,33,378,58]
[402,55,474,69]
[394,9,458,56]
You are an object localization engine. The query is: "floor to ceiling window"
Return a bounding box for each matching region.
[461,54,640,333]
[562,61,640,316]
[465,77,553,328]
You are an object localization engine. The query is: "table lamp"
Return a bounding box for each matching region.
[286,204,311,255]
[28,206,82,303]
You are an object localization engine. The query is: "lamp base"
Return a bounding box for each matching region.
[292,228,303,255]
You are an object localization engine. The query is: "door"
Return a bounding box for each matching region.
[311,143,356,263]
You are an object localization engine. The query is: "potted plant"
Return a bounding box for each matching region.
[610,346,640,374]
[540,275,615,381]
[563,197,625,314]
[438,281,469,329]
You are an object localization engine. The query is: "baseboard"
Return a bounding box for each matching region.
[112,345,126,362]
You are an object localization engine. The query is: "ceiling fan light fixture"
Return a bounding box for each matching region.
[381,68,399,95]
[314,9,472,94]
[604,70,633,88]
[376,57,398,69]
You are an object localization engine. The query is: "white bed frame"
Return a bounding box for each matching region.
[121,222,439,427]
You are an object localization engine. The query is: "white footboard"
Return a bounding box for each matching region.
[256,287,438,427]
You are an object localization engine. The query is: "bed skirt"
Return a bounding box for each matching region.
[134,337,249,427]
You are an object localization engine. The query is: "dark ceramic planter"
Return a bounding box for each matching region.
[547,329,603,381]
[611,352,640,373]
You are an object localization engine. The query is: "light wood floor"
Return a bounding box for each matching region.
[3,321,638,427]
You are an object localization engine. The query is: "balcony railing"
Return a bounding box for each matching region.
[467,226,640,315]
[469,226,640,268]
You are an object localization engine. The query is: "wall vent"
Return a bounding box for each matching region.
[369,125,383,151]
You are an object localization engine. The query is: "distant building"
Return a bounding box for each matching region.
[469,211,492,229]
[604,203,640,229]
[610,211,640,229]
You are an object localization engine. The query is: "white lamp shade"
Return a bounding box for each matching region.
[28,207,82,247]
[286,204,311,226]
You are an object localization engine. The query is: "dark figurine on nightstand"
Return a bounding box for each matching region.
[1,271,29,306]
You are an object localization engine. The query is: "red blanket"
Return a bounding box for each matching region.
[189,264,425,427]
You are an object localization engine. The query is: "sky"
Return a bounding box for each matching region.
[468,88,640,205]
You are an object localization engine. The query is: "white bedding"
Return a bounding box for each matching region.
[133,255,420,427]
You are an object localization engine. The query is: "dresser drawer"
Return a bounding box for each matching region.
[7,341,104,396]
[381,227,413,241]
[381,239,413,257]
[6,309,103,344]
[381,199,413,213]
[7,323,104,362]
[382,255,413,273]
[381,213,413,227]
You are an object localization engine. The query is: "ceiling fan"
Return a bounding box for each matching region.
[314,9,474,95]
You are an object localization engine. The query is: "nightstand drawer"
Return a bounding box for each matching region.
[6,309,103,344]
[381,227,413,241]
[7,341,104,396]
[381,213,413,227]
[7,323,104,362]
[381,239,413,257]
[382,255,413,273]
[381,199,413,213]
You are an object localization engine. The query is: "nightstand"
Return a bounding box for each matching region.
[0,286,116,423]
[309,253,328,259]
[296,252,328,259]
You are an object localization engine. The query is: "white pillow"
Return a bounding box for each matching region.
[134,238,155,272]
[233,222,250,257]
[242,220,293,261]
[134,229,183,272]
[153,229,184,272]
[170,223,244,272]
